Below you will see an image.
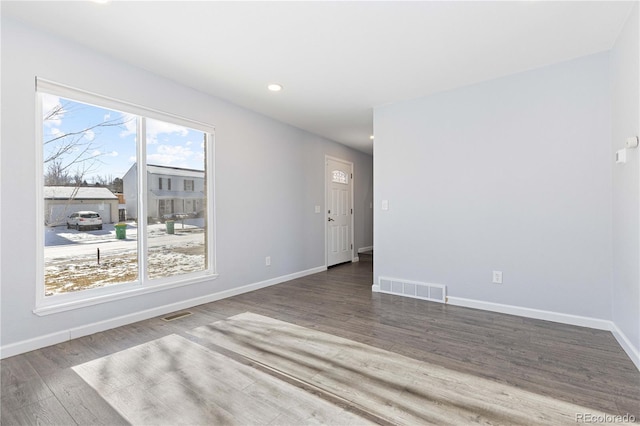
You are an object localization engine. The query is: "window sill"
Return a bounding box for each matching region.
[33,273,219,316]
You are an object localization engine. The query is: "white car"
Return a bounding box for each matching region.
[67,211,103,231]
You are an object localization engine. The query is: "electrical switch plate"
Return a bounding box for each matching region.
[381,200,389,210]
[265,256,271,266]
[492,271,503,284]
[616,149,627,164]
[315,205,321,213]
[626,136,639,149]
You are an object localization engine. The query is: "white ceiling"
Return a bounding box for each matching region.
[2,1,635,154]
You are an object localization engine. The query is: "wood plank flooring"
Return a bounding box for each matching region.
[2,253,639,424]
[186,312,607,424]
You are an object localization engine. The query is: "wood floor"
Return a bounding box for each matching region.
[2,253,639,425]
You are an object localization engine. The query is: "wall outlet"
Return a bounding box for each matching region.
[492,270,503,284]
[265,256,271,266]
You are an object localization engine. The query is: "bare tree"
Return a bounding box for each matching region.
[43,100,132,182]
[93,174,117,187]
[43,98,133,225]
[44,160,71,186]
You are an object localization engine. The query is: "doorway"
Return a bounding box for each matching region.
[326,156,354,267]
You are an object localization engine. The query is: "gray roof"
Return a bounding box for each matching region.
[44,186,118,200]
[147,165,204,178]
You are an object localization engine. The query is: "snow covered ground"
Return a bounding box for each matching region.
[44,221,207,295]
[45,220,205,246]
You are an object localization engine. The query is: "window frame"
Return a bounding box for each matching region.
[34,78,217,316]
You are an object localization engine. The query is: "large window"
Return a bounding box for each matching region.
[37,79,215,312]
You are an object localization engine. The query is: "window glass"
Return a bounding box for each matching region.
[145,118,208,280]
[40,87,214,303]
[42,94,138,296]
[332,170,348,184]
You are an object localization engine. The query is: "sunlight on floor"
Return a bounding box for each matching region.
[72,312,617,425]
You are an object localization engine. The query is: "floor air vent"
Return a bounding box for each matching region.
[378,277,446,303]
[162,311,193,321]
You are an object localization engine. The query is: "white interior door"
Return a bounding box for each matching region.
[327,157,353,266]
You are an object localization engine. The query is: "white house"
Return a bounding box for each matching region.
[122,164,205,221]
[44,186,119,226]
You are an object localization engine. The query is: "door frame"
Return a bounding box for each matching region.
[325,155,356,267]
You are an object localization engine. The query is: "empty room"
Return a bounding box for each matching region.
[1,1,638,425]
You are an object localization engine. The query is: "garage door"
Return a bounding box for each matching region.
[47,203,112,226]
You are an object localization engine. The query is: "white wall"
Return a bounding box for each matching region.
[0,18,373,351]
[611,4,640,362]
[374,52,612,320]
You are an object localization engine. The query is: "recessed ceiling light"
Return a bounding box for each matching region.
[92,0,110,4]
[268,84,283,92]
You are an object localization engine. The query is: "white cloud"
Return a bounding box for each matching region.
[119,116,190,146]
[129,156,137,163]
[146,119,189,145]
[45,127,62,139]
[104,113,111,121]
[42,94,64,126]
[158,144,193,157]
[147,144,194,166]
[84,129,95,141]
[119,113,138,138]
[89,149,119,158]
[185,141,193,146]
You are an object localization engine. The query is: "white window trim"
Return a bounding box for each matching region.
[35,78,217,315]
[36,78,216,134]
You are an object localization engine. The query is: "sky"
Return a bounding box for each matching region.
[42,94,206,184]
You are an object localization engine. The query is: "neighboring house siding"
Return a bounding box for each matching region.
[122,164,138,220]
[123,164,205,221]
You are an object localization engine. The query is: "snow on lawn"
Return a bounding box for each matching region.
[44,221,207,295]
[44,221,203,246]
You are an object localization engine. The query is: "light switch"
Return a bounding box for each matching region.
[314,205,321,213]
[381,200,389,210]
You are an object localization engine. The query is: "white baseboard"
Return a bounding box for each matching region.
[447,296,639,371]
[0,265,327,359]
[358,246,373,253]
[447,296,612,330]
[0,330,70,360]
[610,322,640,371]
